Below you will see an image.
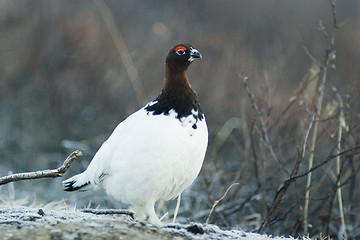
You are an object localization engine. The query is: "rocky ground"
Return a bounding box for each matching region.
[0,206,309,240]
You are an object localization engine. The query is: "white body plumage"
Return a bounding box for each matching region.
[64,103,208,224]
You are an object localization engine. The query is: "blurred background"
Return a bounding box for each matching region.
[0,0,359,239]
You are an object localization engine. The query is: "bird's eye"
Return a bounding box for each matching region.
[176,49,186,55]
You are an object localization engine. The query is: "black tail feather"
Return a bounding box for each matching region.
[63,180,90,192]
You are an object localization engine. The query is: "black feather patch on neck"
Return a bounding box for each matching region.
[145,91,204,121]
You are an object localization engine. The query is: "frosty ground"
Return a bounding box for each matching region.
[0,206,310,240]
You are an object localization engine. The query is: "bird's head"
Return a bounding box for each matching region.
[166,43,202,71]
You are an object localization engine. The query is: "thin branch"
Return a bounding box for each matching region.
[302,46,321,67]
[303,0,337,232]
[206,183,239,224]
[250,118,261,188]
[334,87,348,240]
[81,209,135,219]
[240,75,288,174]
[173,194,181,223]
[330,0,338,28]
[268,61,320,133]
[188,185,262,222]
[289,145,359,183]
[0,150,82,186]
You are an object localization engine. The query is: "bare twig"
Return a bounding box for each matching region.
[81,208,135,219]
[334,87,348,240]
[303,0,337,233]
[206,183,239,224]
[172,194,181,223]
[0,151,82,186]
[250,118,261,188]
[268,61,320,132]
[289,145,359,183]
[240,75,288,174]
[302,46,321,67]
[188,186,261,222]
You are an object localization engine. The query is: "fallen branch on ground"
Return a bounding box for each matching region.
[0,150,82,186]
[81,209,135,219]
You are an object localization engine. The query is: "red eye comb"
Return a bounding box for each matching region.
[174,46,187,52]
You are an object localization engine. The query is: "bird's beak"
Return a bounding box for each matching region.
[188,48,202,62]
[190,48,202,59]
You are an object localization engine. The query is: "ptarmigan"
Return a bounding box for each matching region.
[63,43,208,225]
